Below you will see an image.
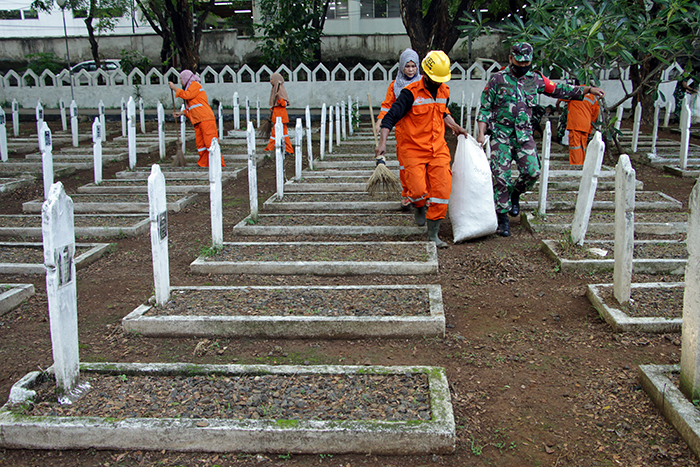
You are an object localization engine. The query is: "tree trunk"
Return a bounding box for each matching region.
[630,55,662,125]
[400,0,475,58]
[84,0,101,68]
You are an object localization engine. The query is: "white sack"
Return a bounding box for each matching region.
[693,94,700,124]
[449,134,497,242]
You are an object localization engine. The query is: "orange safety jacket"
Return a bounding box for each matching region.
[378,81,397,120]
[400,79,451,160]
[565,93,599,133]
[175,81,215,125]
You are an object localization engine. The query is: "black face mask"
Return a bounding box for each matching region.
[511,64,531,78]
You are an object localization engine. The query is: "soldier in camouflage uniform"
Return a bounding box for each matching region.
[477,42,605,237]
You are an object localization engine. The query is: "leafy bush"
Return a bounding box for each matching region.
[120,50,151,74]
[25,52,64,74]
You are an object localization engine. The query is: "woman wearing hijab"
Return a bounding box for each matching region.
[376,49,422,207]
[168,70,225,168]
[264,73,294,154]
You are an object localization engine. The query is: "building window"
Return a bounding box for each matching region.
[360,0,400,18]
[326,0,349,20]
[23,9,38,19]
[0,10,22,19]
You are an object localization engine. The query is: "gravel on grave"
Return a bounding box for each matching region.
[207,243,428,262]
[533,212,688,224]
[19,372,432,422]
[148,288,430,317]
[250,214,417,227]
[551,238,688,260]
[0,245,92,263]
[546,191,673,203]
[598,286,683,318]
[0,215,147,229]
[274,193,397,202]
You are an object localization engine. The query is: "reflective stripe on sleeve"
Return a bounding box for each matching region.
[428,197,449,204]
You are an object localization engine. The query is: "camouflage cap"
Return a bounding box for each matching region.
[511,42,533,62]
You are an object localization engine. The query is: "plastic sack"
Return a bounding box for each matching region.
[693,94,700,124]
[449,134,497,242]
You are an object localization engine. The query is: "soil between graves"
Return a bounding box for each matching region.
[598,286,684,318]
[1,120,700,466]
[206,243,429,262]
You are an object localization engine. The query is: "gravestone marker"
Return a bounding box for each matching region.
[680,180,700,402]
[305,106,313,170]
[92,117,102,185]
[613,154,635,304]
[680,94,692,171]
[320,104,327,160]
[147,165,170,305]
[180,104,186,155]
[341,100,347,140]
[663,100,672,127]
[157,102,165,159]
[472,102,481,138]
[127,97,136,169]
[631,102,642,153]
[209,138,223,248]
[275,117,284,200]
[615,105,624,131]
[650,103,660,157]
[70,100,78,147]
[328,105,334,154]
[348,96,354,136]
[335,103,341,146]
[245,96,250,126]
[246,121,258,222]
[98,100,106,142]
[0,107,7,162]
[139,97,146,134]
[218,102,223,141]
[537,121,552,215]
[465,94,473,135]
[11,99,19,137]
[571,132,605,245]
[36,101,44,141]
[59,98,67,132]
[40,122,53,199]
[120,97,127,137]
[295,118,303,180]
[256,96,260,128]
[233,92,240,130]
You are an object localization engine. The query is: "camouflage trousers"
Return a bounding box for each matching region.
[489,135,540,214]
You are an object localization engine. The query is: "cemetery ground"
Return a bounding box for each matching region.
[0,118,699,467]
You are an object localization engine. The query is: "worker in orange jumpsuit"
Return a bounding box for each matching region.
[377,48,422,209]
[168,70,225,168]
[375,51,468,248]
[264,73,294,154]
[560,92,600,165]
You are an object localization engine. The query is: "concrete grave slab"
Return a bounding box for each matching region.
[78,177,236,194]
[0,166,75,179]
[0,177,34,193]
[190,241,438,275]
[0,362,455,455]
[541,239,687,274]
[638,364,700,460]
[0,283,34,316]
[233,213,425,236]
[527,191,682,212]
[22,193,198,214]
[115,166,245,180]
[262,193,402,212]
[664,165,700,178]
[314,160,400,169]
[284,176,367,192]
[522,212,687,236]
[0,242,111,274]
[587,282,684,333]
[25,152,127,162]
[123,284,444,338]
[0,214,149,238]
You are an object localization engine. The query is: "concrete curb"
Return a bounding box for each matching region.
[78,177,235,194]
[521,212,687,236]
[531,191,682,212]
[0,177,34,194]
[638,364,700,460]
[263,194,402,212]
[190,241,438,276]
[541,239,687,275]
[314,160,400,169]
[0,166,76,179]
[664,165,700,178]
[586,282,683,333]
[115,166,245,180]
[0,283,34,316]
[233,214,425,236]
[0,215,149,239]
[22,194,198,214]
[0,362,455,455]
[123,284,444,338]
[0,242,112,274]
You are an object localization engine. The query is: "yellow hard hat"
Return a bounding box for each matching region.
[422,51,451,83]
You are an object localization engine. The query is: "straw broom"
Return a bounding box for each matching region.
[170,89,187,167]
[365,93,401,199]
[257,116,272,139]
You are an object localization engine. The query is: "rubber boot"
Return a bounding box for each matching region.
[413,205,427,227]
[496,212,511,237]
[427,219,448,248]
[509,189,521,217]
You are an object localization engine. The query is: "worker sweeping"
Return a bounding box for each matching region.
[264,73,294,154]
[375,50,468,248]
[168,70,225,168]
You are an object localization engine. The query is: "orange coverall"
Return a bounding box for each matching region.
[264,98,294,154]
[176,82,225,168]
[564,93,600,165]
[379,81,409,198]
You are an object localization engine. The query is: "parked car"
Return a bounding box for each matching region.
[71,59,121,74]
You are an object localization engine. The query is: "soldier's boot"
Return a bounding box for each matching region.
[496,212,511,237]
[414,205,427,226]
[509,189,521,217]
[427,219,448,248]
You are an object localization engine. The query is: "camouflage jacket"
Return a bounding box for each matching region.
[478,66,584,142]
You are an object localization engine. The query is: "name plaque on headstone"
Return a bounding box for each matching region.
[96,124,101,138]
[13,102,18,112]
[60,101,65,109]
[39,108,44,119]
[71,107,76,118]
[44,131,52,148]
[157,211,168,241]
[55,245,73,287]
[0,113,4,125]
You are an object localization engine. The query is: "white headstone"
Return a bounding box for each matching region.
[120,97,127,137]
[320,104,327,160]
[218,102,223,141]
[305,106,313,170]
[40,122,53,199]
[245,96,250,126]
[180,104,186,155]
[0,107,7,162]
[92,117,102,185]
[335,103,341,146]
[465,95,473,135]
[328,105,334,154]
[70,100,78,147]
[650,103,660,157]
[147,165,170,305]
[663,100,672,127]
[537,121,552,215]
[127,97,136,169]
[98,100,106,142]
[570,132,605,245]
[631,102,642,152]
[11,99,19,138]
[246,121,258,221]
[295,118,303,180]
[42,182,81,400]
[233,92,240,130]
[348,96,354,136]
[208,138,223,248]
[275,117,284,200]
[59,98,67,132]
[138,97,146,134]
[613,154,636,304]
[614,105,624,131]
[36,101,44,140]
[680,94,692,171]
[472,102,481,138]
[157,102,165,159]
[256,96,260,128]
[460,91,465,128]
[341,100,347,140]
[680,180,700,402]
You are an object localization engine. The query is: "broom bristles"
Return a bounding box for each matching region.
[257,119,272,139]
[366,164,402,199]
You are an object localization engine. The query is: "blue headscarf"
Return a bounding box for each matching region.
[394,49,421,97]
